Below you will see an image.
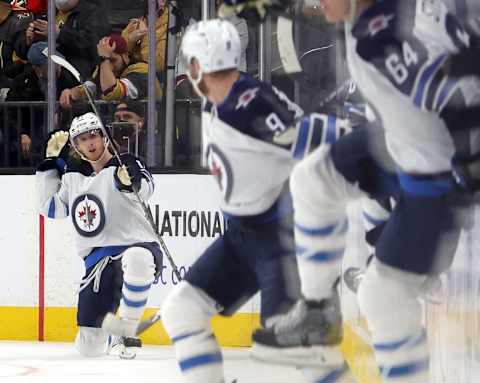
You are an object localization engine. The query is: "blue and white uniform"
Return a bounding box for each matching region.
[161,72,352,382]
[36,153,162,357]
[289,1,478,381]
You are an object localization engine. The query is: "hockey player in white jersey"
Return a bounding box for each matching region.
[36,112,163,359]
[159,18,360,383]
[225,0,480,382]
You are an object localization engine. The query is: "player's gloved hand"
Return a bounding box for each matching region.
[219,0,289,23]
[37,130,70,175]
[46,130,70,158]
[114,158,142,193]
[117,165,132,186]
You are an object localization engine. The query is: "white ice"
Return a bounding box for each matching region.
[0,341,306,383]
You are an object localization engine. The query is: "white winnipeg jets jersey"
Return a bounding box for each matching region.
[202,73,352,217]
[36,154,157,259]
[345,0,472,174]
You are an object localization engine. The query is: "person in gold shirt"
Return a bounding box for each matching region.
[59,33,161,108]
[121,0,169,74]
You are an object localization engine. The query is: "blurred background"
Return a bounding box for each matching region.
[0,1,479,382]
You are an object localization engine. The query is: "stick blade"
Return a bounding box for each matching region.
[277,16,302,74]
[50,54,81,83]
[135,311,162,336]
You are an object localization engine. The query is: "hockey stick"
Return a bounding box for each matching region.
[51,55,182,283]
[136,311,162,336]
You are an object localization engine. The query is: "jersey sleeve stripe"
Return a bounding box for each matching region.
[292,117,310,159]
[326,115,337,145]
[413,55,446,108]
[47,198,56,218]
[309,117,324,151]
[433,77,459,112]
[424,68,444,111]
[140,169,154,193]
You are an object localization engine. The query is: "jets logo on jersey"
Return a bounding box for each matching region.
[206,144,233,202]
[71,194,106,237]
[236,88,259,110]
[368,14,394,37]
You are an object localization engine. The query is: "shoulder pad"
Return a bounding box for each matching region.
[214,74,303,144]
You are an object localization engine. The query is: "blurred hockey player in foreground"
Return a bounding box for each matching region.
[224,0,480,382]
[160,18,358,383]
[36,113,163,359]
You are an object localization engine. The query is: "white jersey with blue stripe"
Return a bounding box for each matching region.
[346,0,471,174]
[202,74,352,217]
[36,153,157,259]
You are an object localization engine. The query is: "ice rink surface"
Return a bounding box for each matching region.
[0,341,306,383]
[2,338,480,383]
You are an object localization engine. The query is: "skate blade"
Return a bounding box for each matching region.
[119,347,138,360]
[107,342,138,360]
[250,342,344,367]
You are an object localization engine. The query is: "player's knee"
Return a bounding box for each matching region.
[357,258,426,339]
[74,327,108,357]
[162,281,218,338]
[121,247,155,281]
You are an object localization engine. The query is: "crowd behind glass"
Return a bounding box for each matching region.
[0,0,477,171]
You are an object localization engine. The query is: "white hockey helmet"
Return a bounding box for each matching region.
[180,19,241,96]
[69,112,104,144]
[181,19,241,74]
[69,112,111,163]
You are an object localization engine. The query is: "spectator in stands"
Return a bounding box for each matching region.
[0,0,38,84]
[59,33,161,108]
[121,0,168,74]
[4,42,66,161]
[17,0,109,89]
[110,101,147,161]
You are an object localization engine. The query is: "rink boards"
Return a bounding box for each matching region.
[0,174,260,346]
[1,175,479,382]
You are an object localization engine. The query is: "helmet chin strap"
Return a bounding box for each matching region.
[187,68,206,100]
[348,0,358,22]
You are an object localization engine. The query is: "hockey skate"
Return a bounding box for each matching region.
[251,294,346,367]
[107,334,142,360]
[102,312,138,337]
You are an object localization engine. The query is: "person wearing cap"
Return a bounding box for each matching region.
[59,33,162,109]
[112,101,148,161]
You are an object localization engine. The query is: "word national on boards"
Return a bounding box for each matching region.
[152,206,228,238]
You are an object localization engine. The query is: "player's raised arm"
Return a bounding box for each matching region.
[35,130,71,219]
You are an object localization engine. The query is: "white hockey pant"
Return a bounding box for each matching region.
[290,146,365,300]
[162,281,224,383]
